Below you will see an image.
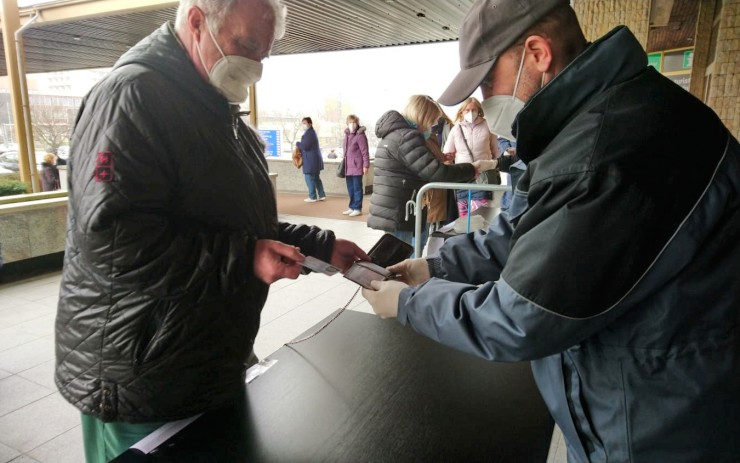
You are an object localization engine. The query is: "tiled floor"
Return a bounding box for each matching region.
[0,213,566,463]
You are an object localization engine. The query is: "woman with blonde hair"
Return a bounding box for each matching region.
[40,152,61,191]
[368,95,482,253]
[443,96,500,217]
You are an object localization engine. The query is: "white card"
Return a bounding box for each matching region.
[301,256,341,276]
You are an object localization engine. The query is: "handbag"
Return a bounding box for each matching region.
[292,146,302,169]
[336,157,346,178]
[459,126,499,185]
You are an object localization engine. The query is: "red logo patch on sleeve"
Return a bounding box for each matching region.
[95,151,114,182]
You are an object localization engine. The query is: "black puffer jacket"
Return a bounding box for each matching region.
[368,111,475,232]
[55,23,335,423]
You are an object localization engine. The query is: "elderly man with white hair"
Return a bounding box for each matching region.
[54,1,367,460]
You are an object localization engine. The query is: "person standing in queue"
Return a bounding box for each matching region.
[442,96,500,217]
[297,116,326,203]
[341,114,370,217]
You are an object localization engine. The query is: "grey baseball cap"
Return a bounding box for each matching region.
[439,0,569,106]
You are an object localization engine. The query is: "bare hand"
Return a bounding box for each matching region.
[331,238,370,272]
[387,258,430,286]
[363,167,369,175]
[253,239,304,284]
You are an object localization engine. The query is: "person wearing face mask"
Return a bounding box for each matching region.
[54,1,369,461]
[341,114,370,216]
[363,1,740,462]
[368,95,481,254]
[442,97,500,217]
[296,116,326,202]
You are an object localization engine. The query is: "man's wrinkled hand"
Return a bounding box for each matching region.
[387,258,430,286]
[330,238,370,272]
[253,239,304,284]
[362,279,408,319]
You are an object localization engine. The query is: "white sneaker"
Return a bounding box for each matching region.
[318,197,326,201]
[342,209,353,215]
[348,210,362,217]
[304,198,317,203]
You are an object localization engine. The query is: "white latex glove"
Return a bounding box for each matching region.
[362,279,408,319]
[387,258,431,286]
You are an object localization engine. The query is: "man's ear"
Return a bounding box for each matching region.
[524,35,553,74]
[187,6,206,42]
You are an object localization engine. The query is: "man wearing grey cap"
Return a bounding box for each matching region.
[363,0,740,461]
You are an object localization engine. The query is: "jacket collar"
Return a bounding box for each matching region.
[113,22,231,117]
[460,117,486,129]
[515,26,647,163]
[345,126,367,135]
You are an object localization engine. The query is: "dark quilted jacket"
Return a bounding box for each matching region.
[367,111,475,232]
[55,23,335,423]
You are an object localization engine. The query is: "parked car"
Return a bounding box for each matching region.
[0,152,19,171]
[57,145,70,160]
[0,143,19,153]
[0,151,45,172]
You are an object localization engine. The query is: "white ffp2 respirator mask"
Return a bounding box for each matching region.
[481,49,527,141]
[196,20,263,104]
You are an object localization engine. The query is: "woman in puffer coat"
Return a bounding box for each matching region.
[367,95,479,254]
[443,97,500,217]
[341,114,370,216]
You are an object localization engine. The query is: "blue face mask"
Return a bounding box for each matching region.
[405,118,430,140]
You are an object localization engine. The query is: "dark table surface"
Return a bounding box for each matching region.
[115,310,553,463]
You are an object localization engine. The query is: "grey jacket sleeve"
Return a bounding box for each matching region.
[397,212,618,362]
[397,143,740,363]
[428,212,514,284]
[396,211,596,362]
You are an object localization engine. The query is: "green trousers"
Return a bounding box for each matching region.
[80,413,165,463]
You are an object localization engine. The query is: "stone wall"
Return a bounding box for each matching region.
[265,158,374,195]
[0,198,67,264]
[0,160,371,265]
[572,0,651,47]
[572,0,740,139]
[708,0,740,138]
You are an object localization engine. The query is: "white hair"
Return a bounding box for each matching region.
[175,0,286,39]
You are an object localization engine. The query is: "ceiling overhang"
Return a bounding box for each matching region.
[0,0,474,76]
[0,0,704,76]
